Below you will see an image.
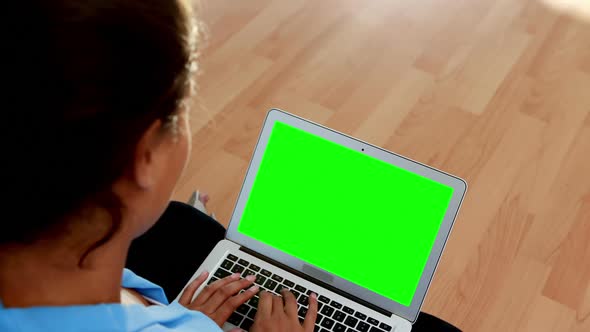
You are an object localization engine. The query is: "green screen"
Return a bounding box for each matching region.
[238,121,453,306]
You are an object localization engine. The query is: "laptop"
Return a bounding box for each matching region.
[177,109,467,332]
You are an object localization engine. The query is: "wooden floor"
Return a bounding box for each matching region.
[173,0,590,330]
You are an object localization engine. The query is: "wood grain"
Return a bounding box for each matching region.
[174,0,590,330]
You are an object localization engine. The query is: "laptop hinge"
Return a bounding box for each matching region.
[239,246,393,318]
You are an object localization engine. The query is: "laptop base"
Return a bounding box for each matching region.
[177,240,412,332]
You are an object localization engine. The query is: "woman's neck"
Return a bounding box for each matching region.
[0,229,131,308]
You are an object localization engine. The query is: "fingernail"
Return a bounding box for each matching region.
[246,275,256,282]
[199,271,208,278]
[310,293,317,299]
[249,285,259,293]
[232,273,240,279]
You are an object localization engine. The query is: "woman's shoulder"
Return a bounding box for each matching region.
[0,301,221,332]
[0,302,127,332]
[0,269,222,332]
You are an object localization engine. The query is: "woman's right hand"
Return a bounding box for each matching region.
[178,272,259,327]
[251,289,318,332]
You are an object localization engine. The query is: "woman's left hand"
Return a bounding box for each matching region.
[178,271,259,327]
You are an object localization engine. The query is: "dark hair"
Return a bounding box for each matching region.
[2,1,196,245]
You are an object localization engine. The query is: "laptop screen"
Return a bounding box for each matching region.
[237,121,454,307]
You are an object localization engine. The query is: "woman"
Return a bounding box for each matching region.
[0,0,317,331]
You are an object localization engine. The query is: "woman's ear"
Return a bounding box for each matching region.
[133,119,165,190]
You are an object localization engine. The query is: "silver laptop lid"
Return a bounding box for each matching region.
[226,109,467,322]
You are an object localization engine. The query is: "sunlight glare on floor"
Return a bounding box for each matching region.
[539,0,590,20]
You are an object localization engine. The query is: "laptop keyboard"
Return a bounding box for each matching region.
[208,253,392,332]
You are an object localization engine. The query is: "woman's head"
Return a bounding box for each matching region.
[2,0,200,248]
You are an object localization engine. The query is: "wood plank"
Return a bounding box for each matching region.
[519,296,576,331]
[353,68,434,147]
[519,126,590,264]
[543,197,590,311]
[478,257,551,331]
[437,112,545,268]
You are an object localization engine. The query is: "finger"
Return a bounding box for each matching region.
[257,291,273,317]
[192,273,241,306]
[303,293,318,331]
[179,271,208,305]
[214,284,259,324]
[202,275,256,312]
[281,289,298,316]
[272,293,284,315]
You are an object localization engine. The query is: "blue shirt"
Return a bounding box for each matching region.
[0,269,222,332]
